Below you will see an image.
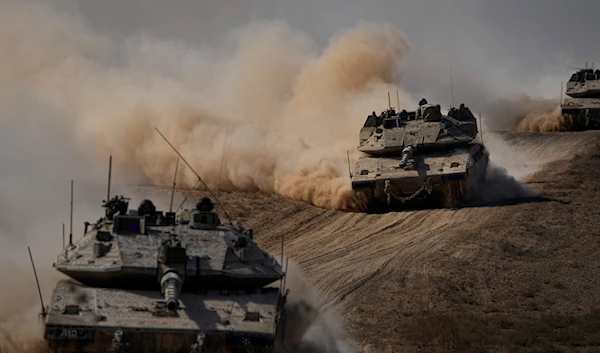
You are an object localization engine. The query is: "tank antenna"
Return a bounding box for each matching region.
[154,127,233,224]
[280,256,289,303]
[346,151,352,178]
[106,155,112,202]
[387,92,391,109]
[27,246,46,317]
[218,122,229,191]
[280,233,284,270]
[450,60,455,108]
[62,223,65,249]
[175,179,201,213]
[560,81,563,105]
[396,90,400,110]
[479,113,484,147]
[69,180,73,246]
[169,157,179,213]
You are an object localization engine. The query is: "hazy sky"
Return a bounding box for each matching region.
[41,0,600,109]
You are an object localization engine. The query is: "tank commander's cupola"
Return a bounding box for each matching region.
[189,197,221,230]
[138,199,157,217]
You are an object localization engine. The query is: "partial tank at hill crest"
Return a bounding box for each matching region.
[561,66,600,130]
[41,157,299,353]
[351,99,489,211]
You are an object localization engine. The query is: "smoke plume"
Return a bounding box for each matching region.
[0,93,106,351]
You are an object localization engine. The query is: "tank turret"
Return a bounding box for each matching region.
[42,159,290,352]
[351,100,489,211]
[160,269,182,311]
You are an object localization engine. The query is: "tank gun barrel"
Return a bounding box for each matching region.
[160,269,182,311]
[399,146,414,169]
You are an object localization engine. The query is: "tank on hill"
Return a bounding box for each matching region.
[41,167,294,352]
[351,99,489,211]
[561,68,600,130]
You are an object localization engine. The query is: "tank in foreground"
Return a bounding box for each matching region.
[351,101,489,210]
[561,68,600,130]
[43,192,291,353]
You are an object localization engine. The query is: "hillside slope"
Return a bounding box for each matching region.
[211,130,600,352]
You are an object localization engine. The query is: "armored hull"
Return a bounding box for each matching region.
[560,68,600,130]
[45,280,281,353]
[43,188,291,352]
[352,102,488,210]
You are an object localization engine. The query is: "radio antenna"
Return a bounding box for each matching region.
[154,128,233,224]
[479,113,485,147]
[387,92,391,108]
[69,180,73,246]
[169,157,179,213]
[346,151,352,178]
[106,155,112,202]
[560,81,563,105]
[175,179,201,213]
[450,60,455,108]
[396,90,400,109]
[218,122,229,191]
[27,246,46,317]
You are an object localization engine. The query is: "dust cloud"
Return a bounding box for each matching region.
[482,94,570,132]
[516,106,572,132]
[280,260,359,353]
[0,0,414,213]
[0,95,106,350]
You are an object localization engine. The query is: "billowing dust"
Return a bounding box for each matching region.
[281,260,358,353]
[483,94,570,133]
[0,0,415,213]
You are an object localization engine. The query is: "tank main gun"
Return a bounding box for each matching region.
[160,269,183,311]
[399,146,414,169]
[157,234,187,312]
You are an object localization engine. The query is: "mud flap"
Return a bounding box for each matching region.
[190,333,206,353]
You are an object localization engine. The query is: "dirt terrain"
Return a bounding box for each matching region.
[179,130,600,352]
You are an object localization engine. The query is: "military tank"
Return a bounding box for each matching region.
[351,99,489,210]
[41,159,293,352]
[561,67,600,130]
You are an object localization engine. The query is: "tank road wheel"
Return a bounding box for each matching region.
[441,181,463,209]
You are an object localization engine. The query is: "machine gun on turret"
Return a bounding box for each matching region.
[102,195,130,220]
[156,235,186,313]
